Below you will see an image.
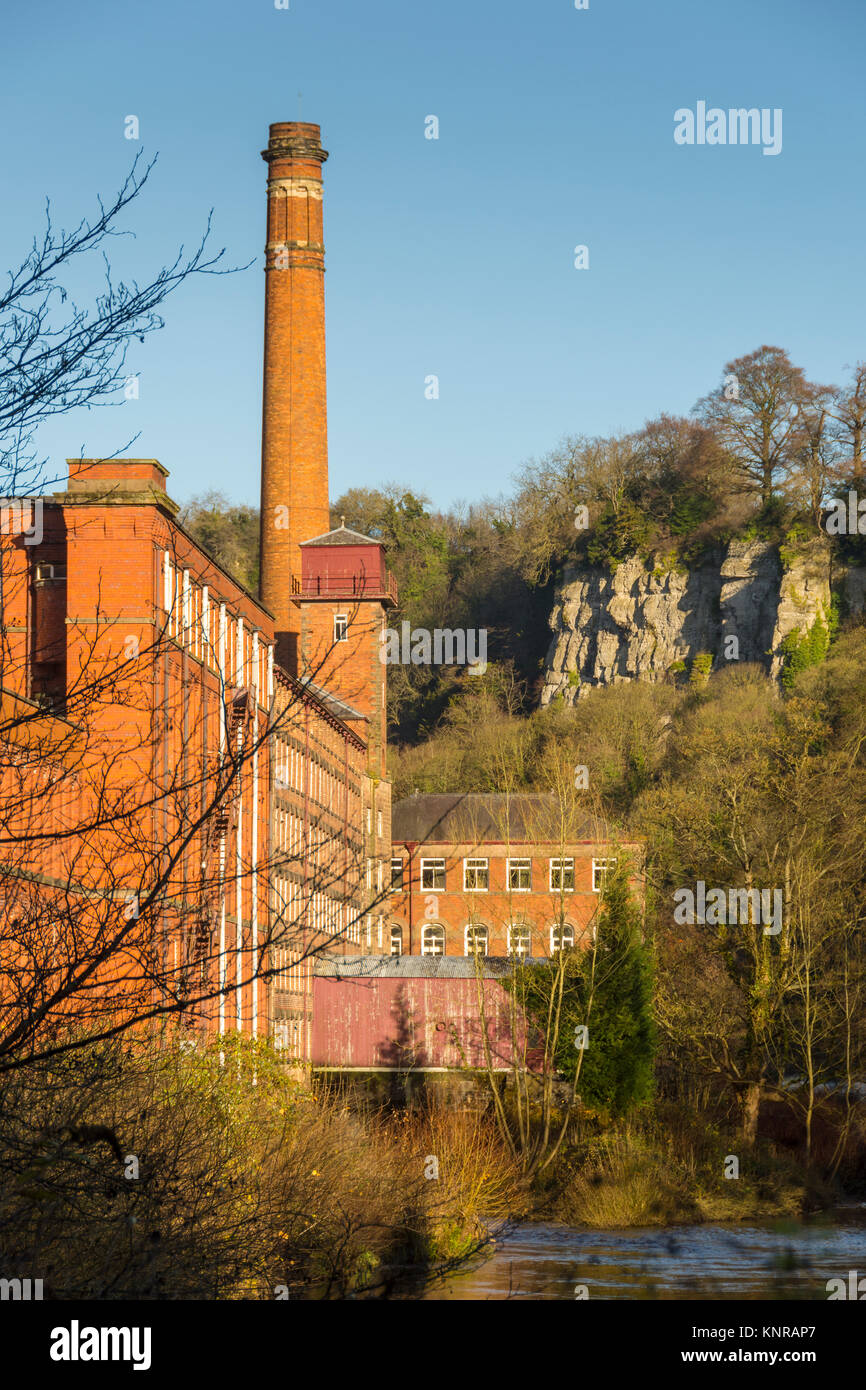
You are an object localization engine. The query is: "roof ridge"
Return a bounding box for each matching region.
[300,524,381,547]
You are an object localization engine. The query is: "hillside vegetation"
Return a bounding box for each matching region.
[180,345,866,1213]
[183,345,866,743]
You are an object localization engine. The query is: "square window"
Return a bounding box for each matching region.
[550,858,575,892]
[420,858,445,891]
[592,858,617,893]
[463,857,489,891]
[508,858,532,892]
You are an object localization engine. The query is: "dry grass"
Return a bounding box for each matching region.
[553,1109,831,1229]
[0,1037,525,1299]
[381,1102,527,1260]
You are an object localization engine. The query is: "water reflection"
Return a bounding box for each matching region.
[423,1213,866,1300]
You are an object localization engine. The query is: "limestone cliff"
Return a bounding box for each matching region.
[541,539,863,703]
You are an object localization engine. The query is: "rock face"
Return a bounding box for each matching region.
[541,540,858,704]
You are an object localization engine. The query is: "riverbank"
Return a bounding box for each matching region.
[537,1108,849,1230]
[3,1038,861,1298]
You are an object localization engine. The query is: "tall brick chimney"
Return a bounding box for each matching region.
[259,122,331,675]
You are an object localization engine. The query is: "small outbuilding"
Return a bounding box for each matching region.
[311,954,539,1072]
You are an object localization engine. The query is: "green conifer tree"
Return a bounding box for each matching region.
[579,866,656,1113]
[508,865,655,1114]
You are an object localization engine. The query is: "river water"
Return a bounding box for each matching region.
[423,1211,866,1300]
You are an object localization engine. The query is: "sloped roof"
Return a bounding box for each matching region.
[300,522,380,548]
[314,954,515,979]
[297,675,366,722]
[391,792,598,845]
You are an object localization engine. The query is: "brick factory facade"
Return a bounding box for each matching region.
[388,793,641,961]
[0,454,376,1059]
[0,121,637,1073]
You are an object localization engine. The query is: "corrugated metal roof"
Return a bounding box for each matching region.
[314,953,518,979]
[391,792,597,844]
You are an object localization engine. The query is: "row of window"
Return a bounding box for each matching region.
[387,922,578,957]
[273,738,344,811]
[270,943,307,994]
[162,553,272,698]
[390,856,617,894]
[274,874,350,940]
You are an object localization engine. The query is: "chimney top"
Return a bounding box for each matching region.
[66,458,168,487]
[262,122,328,166]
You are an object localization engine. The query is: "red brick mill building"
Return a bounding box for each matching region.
[0,121,636,1077]
[387,792,640,961]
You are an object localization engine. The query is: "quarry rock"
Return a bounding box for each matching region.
[540,540,860,703]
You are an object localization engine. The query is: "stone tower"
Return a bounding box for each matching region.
[259,121,331,675]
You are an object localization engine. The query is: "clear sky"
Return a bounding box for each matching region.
[2,0,864,511]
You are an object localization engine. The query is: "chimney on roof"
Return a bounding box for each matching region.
[60,459,178,515]
[258,121,331,675]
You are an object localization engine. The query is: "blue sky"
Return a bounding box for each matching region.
[2,0,864,510]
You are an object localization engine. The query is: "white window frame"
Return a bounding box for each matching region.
[421,924,445,956]
[389,924,403,956]
[464,923,488,957]
[550,857,575,892]
[592,857,617,893]
[463,857,489,892]
[390,857,404,893]
[334,613,348,643]
[420,857,446,891]
[507,923,531,958]
[550,922,576,954]
[507,857,532,892]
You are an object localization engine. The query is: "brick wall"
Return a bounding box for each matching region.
[0,457,378,1060]
[387,839,642,958]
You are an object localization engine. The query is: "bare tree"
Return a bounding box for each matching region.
[694,345,816,506]
[0,152,236,499]
[788,384,840,527]
[0,535,382,1074]
[829,361,866,484]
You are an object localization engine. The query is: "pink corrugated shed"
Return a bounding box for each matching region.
[311,971,533,1070]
